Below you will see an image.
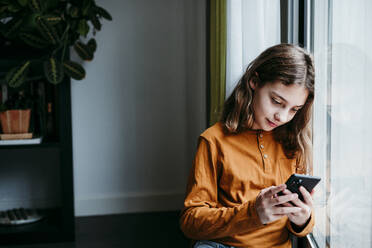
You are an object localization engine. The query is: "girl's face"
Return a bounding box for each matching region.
[249,80,309,131]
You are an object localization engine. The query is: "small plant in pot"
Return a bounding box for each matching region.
[0,90,33,139]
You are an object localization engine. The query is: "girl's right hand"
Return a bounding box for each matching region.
[255,184,302,225]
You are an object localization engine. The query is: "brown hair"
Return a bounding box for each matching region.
[221,43,315,173]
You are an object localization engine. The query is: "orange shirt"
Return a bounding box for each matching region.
[180,122,314,248]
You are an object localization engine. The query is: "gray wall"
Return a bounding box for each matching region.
[71,0,206,216]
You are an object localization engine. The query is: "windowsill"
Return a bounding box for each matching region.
[303,233,319,248]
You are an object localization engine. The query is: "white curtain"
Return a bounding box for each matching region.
[226,0,280,98]
[313,0,372,247]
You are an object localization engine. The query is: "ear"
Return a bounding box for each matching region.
[249,79,256,90]
[249,72,259,90]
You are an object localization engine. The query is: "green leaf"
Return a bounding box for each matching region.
[43,15,62,25]
[44,57,64,84]
[78,19,89,37]
[7,74,26,88]
[5,61,30,88]
[74,41,93,61]
[22,13,40,29]
[0,5,8,13]
[44,0,58,11]
[95,6,112,21]
[87,38,97,52]
[28,0,43,12]
[19,32,48,49]
[4,18,23,38]
[8,3,22,13]
[63,60,86,80]
[0,11,12,21]
[82,0,93,16]
[36,16,60,45]
[90,15,101,31]
[82,6,90,16]
[68,6,79,18]
[17,0,28,7]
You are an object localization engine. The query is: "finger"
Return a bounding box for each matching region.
[287,194,305,207]
[283,188,311,208]
[264,184,287,198]
[260,186,275,195]
[310,189,315,196]
[272,206,302,215]
[269,193,298,206]
[281,202,294,207]
[290,193,312,210]
[271,214,286,219]
[282,189,293,195]
[300,186,314,207]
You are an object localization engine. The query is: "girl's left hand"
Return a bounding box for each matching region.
[281,186,313,227]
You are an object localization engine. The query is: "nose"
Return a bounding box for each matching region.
[274,110,289,123]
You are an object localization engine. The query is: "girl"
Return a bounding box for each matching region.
[180,44,315,248]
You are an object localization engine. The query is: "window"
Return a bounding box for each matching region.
[225,1,371,246]
[312,0,372,247]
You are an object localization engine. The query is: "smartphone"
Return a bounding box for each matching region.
[279,174,321,201]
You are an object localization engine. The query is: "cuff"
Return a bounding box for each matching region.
[246,197,265,228]
[287,211,315,237]
[233,197,265,232]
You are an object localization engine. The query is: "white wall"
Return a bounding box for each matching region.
[71,0,206,216]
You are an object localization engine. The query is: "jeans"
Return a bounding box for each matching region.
[194,240,235,248]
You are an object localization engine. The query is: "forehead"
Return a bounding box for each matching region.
[263,81,309,106]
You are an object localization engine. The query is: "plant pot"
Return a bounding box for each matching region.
[0,109,31,134]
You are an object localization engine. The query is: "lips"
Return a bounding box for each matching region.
[267,119,278,128]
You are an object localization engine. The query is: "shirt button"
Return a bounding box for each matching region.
[260,144,264,149]
[263,154,268,159]
[259,134,263,138]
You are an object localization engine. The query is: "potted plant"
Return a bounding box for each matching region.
[0,0,112,87]
[0,90,33,139]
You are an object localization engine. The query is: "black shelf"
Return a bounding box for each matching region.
[0,49,75,244]
[0,208,60,235]
[0,208,74,245]
[0,141,61,150]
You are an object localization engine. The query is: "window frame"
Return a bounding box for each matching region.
[280,1,318,247]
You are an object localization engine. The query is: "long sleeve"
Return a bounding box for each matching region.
[286,211,315,237]
[179,137,263,240]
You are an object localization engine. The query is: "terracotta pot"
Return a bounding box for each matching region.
[0,109,31,134]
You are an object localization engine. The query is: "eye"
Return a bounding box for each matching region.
[292,108,301,113]
[271,98,281,105]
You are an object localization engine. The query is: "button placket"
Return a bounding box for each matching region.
[257,131,266,171]
[258,131,265,153]
[257,131,271,172]
[260,141,266,156]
